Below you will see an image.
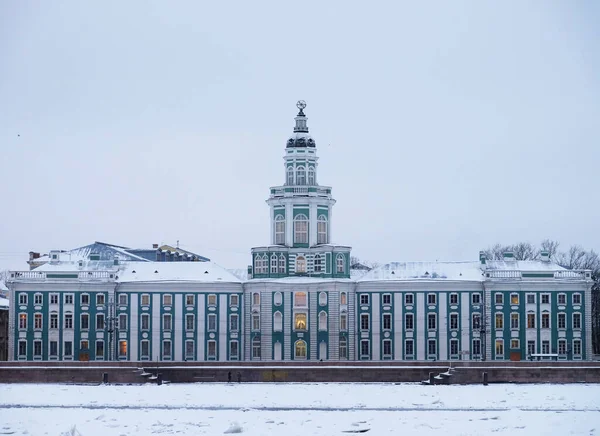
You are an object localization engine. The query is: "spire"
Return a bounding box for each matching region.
[294,100,309,133]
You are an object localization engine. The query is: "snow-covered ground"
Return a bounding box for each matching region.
[0,383,598,435]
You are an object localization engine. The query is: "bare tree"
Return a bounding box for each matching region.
[540,239,560,260]
[483,242,537,260]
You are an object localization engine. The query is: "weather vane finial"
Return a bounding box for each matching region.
[296,100,306,114]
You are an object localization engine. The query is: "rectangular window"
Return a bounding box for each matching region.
[80,313,89,330]
[118,294,127,306]
[252,338,261,359]
[50,313,58,329]
[163,294,172,306]
[19,293,27,305]
[558,313,566,329]
[64,341,73,357]
[527,313,535,329]
[340,313,347,331]
[472,293,481,305]
[383,313,391,330]
[64,314,73,329]
[360,294,369,305]
[450,339,459,356]
[405,339,414,356]
[472,339,481,356]
[527,340,536,356]
[50,294,58,304]
[186,314,195,331]
[450,293,458,305]
[427,313,436,330]
[229,314,239,331]
[360,340,370,357]
[495,339,504,356]
[141,340,149,358]
[80,294,89,305]
[96,294,105,305]
[558,294,566,305]
[163,340,172,358]
[573,293,581,305]
[542,340,550,354]
[64,294,73,305]
[96,340,104,359]
[405,313,414,330]
[472,313,481,329]
[34,313,43,330]
[541,294,550,304]
[50,341,58,357]
[405,294,414,305]
[208,294,217,306]
[450,313,458,330]
[573,339,581,356]
[119,314,127,330]
[541,313,550,329]
[510,294,519,305]
[185,340,194,359]
[495,313,503,329]
[186,294,195,306]
[230,341,239,360]
[558,340,567,355]
[339,338,347,359]
[141,314,150,330]
[18,340,26,357]
[119,340,127,357]
[573,313,581,329]
[427,294,436,305]
[34,294,43,305]
[427,339,436,357]
[163,314,172,331]
[382,294,391,305]
[511,313,519,329]
[80,340,89,351]
[495,293,503,305]
[511,339,519,349]
[360,313,369,331]
[208,314,217,331]
[526,294,535,304]
[230,295,239,306]
[207,340,217,358]
[252,313,260,331]
[383,340,392,356]
[141,294,150,306]
[33,340,42,357]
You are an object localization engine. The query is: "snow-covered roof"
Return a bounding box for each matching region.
[249,276,354,284]
[0,296,8,308]
[358,261,484,282]
[33,242,150,265]
[228,269,249,281]
[0,280,7,291]
[35,260,119,272]
[486,260,566,271]
[117,262,242,283]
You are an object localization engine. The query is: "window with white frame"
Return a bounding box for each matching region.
[527,312,535,328]
[558,293,566,305]
[286,166,294,185]
[50,293,58,304]
[526,293,535,304]
[207,341,217,359]
[405,339,414,357]
[319,291,327,306]
[510,339,519,349]
[472,339,481,356]
[19,293,27,305]
[308,166,315,185]
[405,293,414,305]
[137,341,147,360]
[230,294,239,306]
[80,313,89,330]
[274,292,282,306]
[558,312,566,329]
[573,293,581,305]
[296,256,306,273]
[141,313,150,330]
[510,293,519,305]
[119,314,127,330]
[252,337,261,359]
[229,314,238,331]
[427,339,437,357]
[360,294,369,305]
[319,311,327,331]
[34,293,43,305]
[252,292,260,306]
[96,313,105,330]
[573,313,581,329]
[541,312,550,329]
[296,166,306,185]
[64,313,73,329]
[317,215,328,244]
[314,254,323,272]
[336,254,345,273]
[340,312,347,331]
[383,339,392,357]
[294,214,308,243]
[495,293,503,305]
[163,294,172,306]
[511,312,519,329]
[141,294,150,306]
[339,337,347,359]
[558,339,567,355]
[295,313,307,330]
[360,340,370,357]
[50,341,58,357]
[383,313,391,330]
[450,339,459,357]
[208,314,217,331]
[270,255,278,274]
[360,313,369,331]
[294,292,307,307]
[186,314,195,331]
[541,294,550,304]
[472,313,481,329]
[340,292,347,305]
[18,313,27,329]
[96,294,106,305]
[542,340,550,354]
[295,340,307,358]
[450,293,458,305]
[118,294,127,306]
[573,339,582,356]
[428,294,436,305]
[118,340,127,358]
[252,312,260,331]
[450,313,458,330]
[405,313,414,330]
[273,311,283,331]
[64,294,73,305]
[278,255,286,273]
[427,313,436,330]
[383,294,391,305]
[162,340,172,358]
[96,340,104,359]
[186,294,195,306]
[163,313,172,331]
[185,340,194,359]
[50,313,58,329]
[64,341,73,357]
[274,215,285,245]
[495,313,503,329]
[472,293,481,305]
[495,339,504,357]
[230,341,239,360]
[34,313,42,330]
[208,294,217,307]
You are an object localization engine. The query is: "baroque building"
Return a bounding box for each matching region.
[5,102,595,363]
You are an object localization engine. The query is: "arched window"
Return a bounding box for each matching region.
[273,311,283,332]
[340,292,347,305]
[319,291,327,306]
[317,215,328,244]
[314,254,322,272]
[319,311,328,331]
[270,254,278,274]
[254,254,262,274]
[287,166,294,185]
[294,292,307,307]
[278,254,286,274]
[295,340,307,358]
[296,256,306,273]
[274,291,283,306]
[274,215,285,245]
[296,166,306,185]
[295,313,307,330]
[294,214,308,244]
[252,292,260,306]
[308,166,315,185]
[336,254,345,274]
[262,254,268,274]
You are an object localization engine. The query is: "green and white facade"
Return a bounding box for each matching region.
[6,102,594,362]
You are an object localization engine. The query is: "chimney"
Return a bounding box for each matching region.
[503,251,515,261]
[153,243,159,249]
[29,251,41,261]
[479,251,487,265]
[540,251,550,262]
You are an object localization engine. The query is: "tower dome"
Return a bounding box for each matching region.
[286,100,316,148]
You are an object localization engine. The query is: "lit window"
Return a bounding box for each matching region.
[252,292,260,306]
[296,256,306,273]
[511,339,519,349]
[340,292,347,305]
[119,340,127,357]
[495,313,503,329]
[295,340,307,358]
[295,313,307,330]
[19,313,27,329]
[527,313,535,328]
[495,340,504,356]
[208,294,217,306]
[340,313,347,331]
[510,294,519,305]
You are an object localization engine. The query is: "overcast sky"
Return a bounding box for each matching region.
[1,1,599,271]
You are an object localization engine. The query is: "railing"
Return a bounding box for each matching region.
[554,270,589,279]
[269,185,332,199]
[486,270,521,279]
[9,270,116,281]
[486,270,590,280]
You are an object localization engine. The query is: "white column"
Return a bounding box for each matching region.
[219,294,228,361]
[461,292,471,360]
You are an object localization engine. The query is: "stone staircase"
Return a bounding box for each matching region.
[136,367,170,385]
[421,367,456,385]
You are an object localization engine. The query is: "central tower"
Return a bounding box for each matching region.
[250,101,351,278]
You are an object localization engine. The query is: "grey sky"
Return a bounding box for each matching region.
[1,1,599,271]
